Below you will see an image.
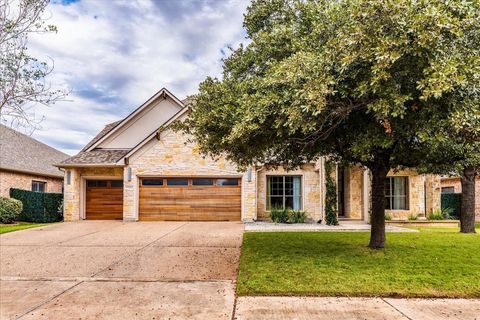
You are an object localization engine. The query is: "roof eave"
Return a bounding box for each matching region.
[85,88,185,152]
[0,166,64,179]
[55,163,126,168]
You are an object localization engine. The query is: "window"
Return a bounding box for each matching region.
[110,180,123,188]
[385,177,409,210]
[32,181,46,193]
[267,176,302,210]
[192,178,214,186]
[167,178,188,186]
[216,178,239,186]
[141,179,163,186]
[87,180,107,188]
[441,187,455,194]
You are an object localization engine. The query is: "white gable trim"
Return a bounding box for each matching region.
[116,106,191,164]
[86,88,184,152]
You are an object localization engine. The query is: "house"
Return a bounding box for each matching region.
[0,124,69,197]
[58,88,441,222]
[441,176,480,219]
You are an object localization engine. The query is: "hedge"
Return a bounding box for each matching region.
[9,188,63,223]
[0,197,23,223]
[441,193,462,219]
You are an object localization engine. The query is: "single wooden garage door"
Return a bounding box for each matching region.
[85,180,123,220]
[139,177,241,221]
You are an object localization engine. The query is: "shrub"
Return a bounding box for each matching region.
[270,207,290,223]
[384,213,392,221]
[428,209,444,220]
[9,188,63,223]
[0,197,23,224]
[408,214,418,221]
[289,210,307,223]
[324,161,339,226]
[270,207,308,223]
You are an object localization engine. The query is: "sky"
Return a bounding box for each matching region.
[22,0,249,155]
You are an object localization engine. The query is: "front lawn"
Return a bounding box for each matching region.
[0,222,49,234]
[237,227,480,297]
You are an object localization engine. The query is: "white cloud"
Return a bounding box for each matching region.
[23,0,249,155]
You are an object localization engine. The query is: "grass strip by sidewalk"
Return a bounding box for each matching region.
[0,222,50,234]
[237,227,480,298]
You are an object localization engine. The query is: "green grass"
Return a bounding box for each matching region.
[0,222,49,234]
[238,227,480,298]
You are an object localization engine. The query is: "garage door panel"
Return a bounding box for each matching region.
[139,178,241,221]
[86,183,123,220]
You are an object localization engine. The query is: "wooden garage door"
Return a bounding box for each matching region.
[85,180,123,220]
[139,177,241,221]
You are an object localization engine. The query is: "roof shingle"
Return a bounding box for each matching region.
[0,124,69,178]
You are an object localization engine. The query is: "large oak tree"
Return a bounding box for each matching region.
[180,0,480,248]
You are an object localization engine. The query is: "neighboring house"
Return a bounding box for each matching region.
[441,176,480,219]
[58,88,441,222]
[0,124,69,197]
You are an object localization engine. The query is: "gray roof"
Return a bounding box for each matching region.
[0,124,69,178]
[60,120,127,166]
[81,120,121,152]
[61,149,129,165]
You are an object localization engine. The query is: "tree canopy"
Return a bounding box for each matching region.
[179,0,480,247]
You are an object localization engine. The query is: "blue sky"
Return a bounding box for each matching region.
[24,0,249,155]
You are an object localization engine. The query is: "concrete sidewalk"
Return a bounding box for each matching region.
[234,296,480,320]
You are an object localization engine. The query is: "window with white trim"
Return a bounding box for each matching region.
[385,177,409,210]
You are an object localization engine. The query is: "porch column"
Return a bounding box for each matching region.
[319,158,326,224]
[362,169,371,223]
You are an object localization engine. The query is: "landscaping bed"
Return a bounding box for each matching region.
[386,220,460,227]
[237,227,480,298]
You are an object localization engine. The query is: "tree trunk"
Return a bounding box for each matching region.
[460,166,476,233]
[368,161,389,249]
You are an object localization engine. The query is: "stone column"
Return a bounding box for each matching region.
[63,168,81,221]
[242,166,257,221]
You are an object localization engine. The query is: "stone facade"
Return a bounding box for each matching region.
[124,127,253,221]
[61,125,442,222]
[256,164,321,222]
[441,177,480,219]
[63,167,123,221]
[342,166,364,219]
[0,169,63,197]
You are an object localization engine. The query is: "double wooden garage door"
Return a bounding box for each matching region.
[139,177,241,221]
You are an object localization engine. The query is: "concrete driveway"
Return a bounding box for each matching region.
[0,221,243,320]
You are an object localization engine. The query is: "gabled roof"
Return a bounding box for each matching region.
[0,124,69,178]
[59,88,188,167]
[85,88,183,152]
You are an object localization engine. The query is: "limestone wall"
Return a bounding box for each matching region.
[63,167,123,221]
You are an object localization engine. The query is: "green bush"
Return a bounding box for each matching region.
[270,207,290,223]
[408,214,418,221]
[270,208,308,223]
[441,193,461,219]
[384,213,392,221]
[0,197,23,224]
[428,209,444,220]
[289,210,307,223]
[9,188,63,223]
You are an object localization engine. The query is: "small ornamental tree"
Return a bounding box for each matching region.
[324,161,338,226]
[419,92,479,233]
[179,0,480,248]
